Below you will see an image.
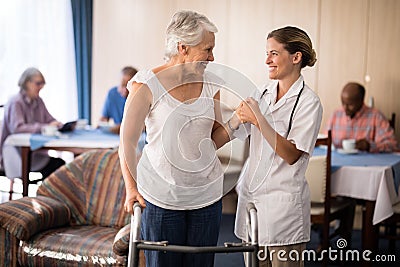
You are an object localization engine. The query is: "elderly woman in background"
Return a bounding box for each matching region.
[119,10,224,267]
[0,67,65,182]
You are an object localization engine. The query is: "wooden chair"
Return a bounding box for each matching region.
[0,104,8,197]
[306,131,356,255]
[388,112,395,131]
[0,104,15,201]
[379,202,400,252]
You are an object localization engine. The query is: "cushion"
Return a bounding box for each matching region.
[18,225,126,267]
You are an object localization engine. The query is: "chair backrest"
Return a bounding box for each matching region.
[389,113,395,131]
[305,130,332,204]
[37,148,129,228]
[0,104,4,173]
[0,105,3,127]
[306,155,327,203]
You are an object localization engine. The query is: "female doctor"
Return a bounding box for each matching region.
[228,26,322,266]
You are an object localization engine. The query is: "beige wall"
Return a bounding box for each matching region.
[92,0,400,144]
[317,0,400,136]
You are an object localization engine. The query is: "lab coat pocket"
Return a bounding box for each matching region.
[256,193,305,244]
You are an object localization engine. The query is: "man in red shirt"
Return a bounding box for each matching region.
[326,82,398,152]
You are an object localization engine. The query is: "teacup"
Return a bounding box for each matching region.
[342,139,356,151]
[76,119,88,130]
[41,125,58,136]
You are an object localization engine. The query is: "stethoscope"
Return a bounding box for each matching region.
[260,81,305,136]
[245,81,305,193]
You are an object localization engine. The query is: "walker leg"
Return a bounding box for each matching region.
[128,203,143,267]
[131,242,140,267]
[246,203,259,267]
[251,245,259,267]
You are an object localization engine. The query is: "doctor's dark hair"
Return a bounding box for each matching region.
[18,67,45,91]
[164,10,218,61]
[267,26,317,68]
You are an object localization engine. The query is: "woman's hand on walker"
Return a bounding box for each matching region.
[124,188,146,214]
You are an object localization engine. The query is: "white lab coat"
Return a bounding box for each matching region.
[234,76,323,246]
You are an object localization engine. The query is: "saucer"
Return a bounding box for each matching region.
[99,125,113,133]
[97,121,115,133]
[337,148,358,154]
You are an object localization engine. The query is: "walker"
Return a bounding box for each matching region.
[127,202,259,267]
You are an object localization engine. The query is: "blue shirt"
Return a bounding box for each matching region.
[101,86,126,124]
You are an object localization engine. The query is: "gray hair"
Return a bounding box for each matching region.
[165,10,218,60]
[18,67,45,91]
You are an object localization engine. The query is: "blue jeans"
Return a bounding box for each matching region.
[141,199,222,267]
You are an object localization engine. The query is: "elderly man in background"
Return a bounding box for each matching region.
[99,66,138,134]
[326,82,398,153]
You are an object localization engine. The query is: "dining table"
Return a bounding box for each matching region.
[313,146,400,258]
[3,128,121,197]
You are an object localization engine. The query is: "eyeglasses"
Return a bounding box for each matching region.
[31,80,45,86]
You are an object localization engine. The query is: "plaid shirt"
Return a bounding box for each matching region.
[326,104,398,153]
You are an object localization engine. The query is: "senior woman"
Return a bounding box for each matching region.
[119,10,225,267]
[0,67,65,182]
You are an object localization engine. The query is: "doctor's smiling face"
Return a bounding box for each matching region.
[265,37,300,81]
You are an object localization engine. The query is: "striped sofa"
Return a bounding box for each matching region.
[0,149,134,266]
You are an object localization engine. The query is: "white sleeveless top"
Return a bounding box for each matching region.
[127,70,224,210]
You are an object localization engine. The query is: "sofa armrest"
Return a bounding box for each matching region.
[0,228,19,267]
[113,223,130,256]
[0,196,71,240]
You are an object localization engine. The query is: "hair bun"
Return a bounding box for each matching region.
[307,49,317,67]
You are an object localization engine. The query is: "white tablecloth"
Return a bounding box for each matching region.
[313,147,400,225]
[331,165,399,225]
[3,130,120,178]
